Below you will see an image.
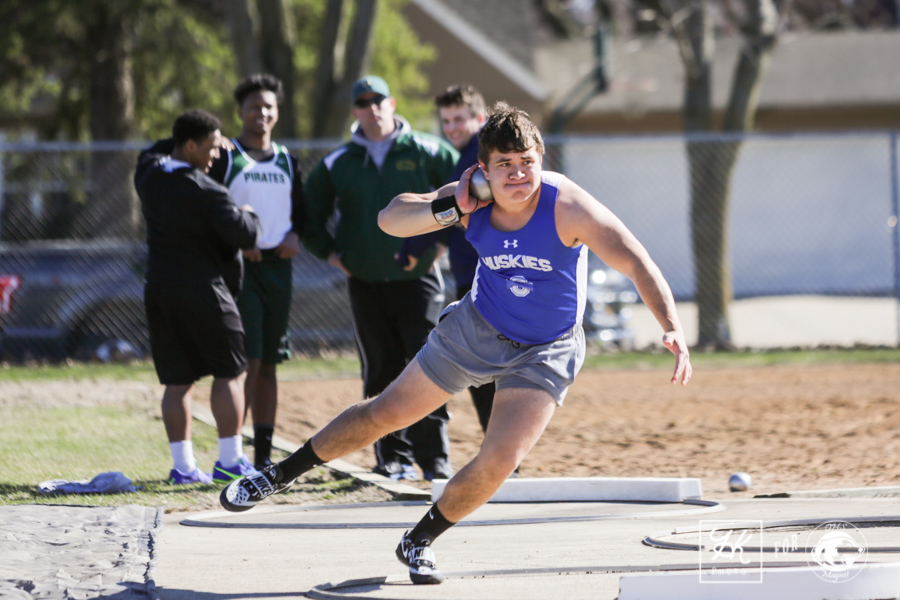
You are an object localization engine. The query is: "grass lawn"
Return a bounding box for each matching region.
[0,396,265,511]
[0,347,896,511]
[0,367,382,511]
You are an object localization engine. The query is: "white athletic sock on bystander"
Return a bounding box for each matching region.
[170,440,196,474]
[217,435,243,468]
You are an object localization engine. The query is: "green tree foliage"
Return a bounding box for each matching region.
[289,0,436,137]
[0,0,95,139]
[131,2,238,139]
[0,0,234,140]
[368,0,436,131]
[0,0,434,141]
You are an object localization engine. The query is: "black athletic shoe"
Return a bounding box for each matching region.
[373,462,419,481]
[395,530,444,585]
[423,459,453,481]
[219,464,294,512]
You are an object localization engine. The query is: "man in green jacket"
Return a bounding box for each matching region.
[303,76,459,481]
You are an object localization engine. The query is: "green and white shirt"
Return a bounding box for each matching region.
[221,140,298,250]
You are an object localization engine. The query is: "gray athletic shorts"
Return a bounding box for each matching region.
[416,294,585,405]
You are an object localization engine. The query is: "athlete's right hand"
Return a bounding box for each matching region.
[456,164,490,215]
[663,330,692,386]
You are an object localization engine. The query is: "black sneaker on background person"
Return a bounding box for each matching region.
[395,530,444,585]
[254,457,274,471]
[219,463,294,512]
[422,458,453,481]
[373,461,419,481]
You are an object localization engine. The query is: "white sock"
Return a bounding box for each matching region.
[217,435,243,468]
[170,440,195,474]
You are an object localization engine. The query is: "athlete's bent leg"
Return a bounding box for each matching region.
[436,387,557,522]
[397,387,557,584]
[220,358,452,512]
[309,358,452,462]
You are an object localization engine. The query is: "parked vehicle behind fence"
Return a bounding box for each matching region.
[0,241,634,363]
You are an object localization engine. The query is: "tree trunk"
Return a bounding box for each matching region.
[84,2,137,240]
[225,0,262,78]
[723,0,778,133]
[313,0,379,138]
[688,0,778,348]
[312,0,344,138]
[679,0,732,347]
[689,140,736,348]
[257,0,297,138]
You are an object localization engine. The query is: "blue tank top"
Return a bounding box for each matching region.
[466,171,588,344]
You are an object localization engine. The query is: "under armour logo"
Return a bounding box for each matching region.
[503,239,518,249]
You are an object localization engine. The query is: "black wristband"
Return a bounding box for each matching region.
[431,195,462,227]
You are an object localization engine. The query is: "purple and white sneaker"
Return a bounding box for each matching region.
[213,455,258,483]
[168,467,213,485]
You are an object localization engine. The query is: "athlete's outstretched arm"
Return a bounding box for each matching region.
[379,165,484,238]
[556,179,692,386]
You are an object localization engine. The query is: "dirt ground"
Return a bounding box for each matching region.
[273,362,900,498]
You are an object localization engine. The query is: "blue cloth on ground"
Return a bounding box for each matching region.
[38,472,140,495]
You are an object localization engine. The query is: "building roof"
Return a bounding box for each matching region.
[410,0,550,102]
[428,0,558,69]
[535,29,900,116]
[407,2,900,132]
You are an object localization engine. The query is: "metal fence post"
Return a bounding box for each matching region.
[891,131,900,346]
[0,134,5,240]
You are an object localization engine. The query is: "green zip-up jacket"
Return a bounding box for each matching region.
[303,120,458,282]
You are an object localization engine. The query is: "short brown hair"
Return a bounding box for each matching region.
[478,102,544,165]
[434,84,485,118]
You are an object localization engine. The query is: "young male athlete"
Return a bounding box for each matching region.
[398,84,497,435]
[144,76,305,473]
[220,103,692,585]
[135,109,261,485]
[209,74,305,470]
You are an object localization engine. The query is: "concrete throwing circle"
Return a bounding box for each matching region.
[304,562,808,600]
[180,499,723,530]
[643,516,900,553]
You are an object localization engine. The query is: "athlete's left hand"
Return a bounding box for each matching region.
[663,330,692,386]
[275,232,300,259]
[243,247,262,262]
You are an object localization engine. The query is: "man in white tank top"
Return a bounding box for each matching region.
[220,103,692,587]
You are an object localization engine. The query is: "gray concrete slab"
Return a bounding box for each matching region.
[156,404,900,599]
[152,495,900,600]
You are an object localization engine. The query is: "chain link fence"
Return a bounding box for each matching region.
[553,132,900,348]
[0,132,897,363]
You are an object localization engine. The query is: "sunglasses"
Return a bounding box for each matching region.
[354,94,386,109]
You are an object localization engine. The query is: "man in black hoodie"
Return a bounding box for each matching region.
[134,109,261,485]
